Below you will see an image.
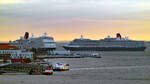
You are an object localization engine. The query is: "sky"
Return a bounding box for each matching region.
[0,0,150,41]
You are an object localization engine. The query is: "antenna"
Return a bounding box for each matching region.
[43,32,47,37]
[107,35,110,38]
[31,33,34,38]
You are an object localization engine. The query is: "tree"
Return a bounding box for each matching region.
[25,58,31,63]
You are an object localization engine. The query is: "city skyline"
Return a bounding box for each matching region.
[0,0,150,41]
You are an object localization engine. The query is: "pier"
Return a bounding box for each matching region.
[37,55,101,59]
[0,63,46,75]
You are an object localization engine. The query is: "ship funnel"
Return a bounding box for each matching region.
[80,35,84,40]
[24,32,29,40]
[116,33,121,39]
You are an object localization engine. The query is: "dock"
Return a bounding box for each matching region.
[37,55,101,59]
[0,63,46,75]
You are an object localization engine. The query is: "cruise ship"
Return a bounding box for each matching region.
[9,32,56,53]
[63,33,146,51]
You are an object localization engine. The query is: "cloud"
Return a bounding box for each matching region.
[1,0,150,17]
[0,0,24,4]
[0,0,39,4]
[0,0,150,41]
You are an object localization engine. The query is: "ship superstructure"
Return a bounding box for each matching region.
[9,32,56,53]
[63,33,146,51]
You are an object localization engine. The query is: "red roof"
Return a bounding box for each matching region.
[0,43,18,50]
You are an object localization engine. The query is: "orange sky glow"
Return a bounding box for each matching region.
[0,0,150,41]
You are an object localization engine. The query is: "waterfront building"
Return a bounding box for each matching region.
[0,43,33,63]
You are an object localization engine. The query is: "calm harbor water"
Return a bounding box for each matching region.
[0,52,150,84]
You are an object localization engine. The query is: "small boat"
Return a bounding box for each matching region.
[52,63,69,71]
[43,67,53,75]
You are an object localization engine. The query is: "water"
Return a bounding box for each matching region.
[0,52,150,84]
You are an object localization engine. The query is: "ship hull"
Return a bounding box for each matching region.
[63,46,146,51]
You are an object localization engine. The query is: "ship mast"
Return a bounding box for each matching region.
[80,35,84,40]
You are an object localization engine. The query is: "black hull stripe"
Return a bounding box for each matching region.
[63,47,146,51]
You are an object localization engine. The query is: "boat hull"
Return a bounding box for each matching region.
[42,72,53,75]
[63,46,146,51]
